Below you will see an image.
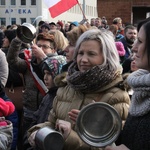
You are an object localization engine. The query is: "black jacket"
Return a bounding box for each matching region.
[117,112,150,150]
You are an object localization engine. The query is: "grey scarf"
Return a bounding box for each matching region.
[67,61,122,93]
[127,69,150,116]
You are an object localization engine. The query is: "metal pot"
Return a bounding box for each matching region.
[76,102,122,148]
[17,23,36,43]
[35,127,64,150]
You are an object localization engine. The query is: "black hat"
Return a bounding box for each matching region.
[41,23,50,30]
[4,29,17,43]
[49,22,56,26]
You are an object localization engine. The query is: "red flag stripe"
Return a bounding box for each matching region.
[48,0,78,18]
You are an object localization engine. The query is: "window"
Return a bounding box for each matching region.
[11,0,16,5]
[11,18,16,25]
[20,18,26,24]
[31,0,36,5]
[21,0,26,5]
[0,0,5,5]
[0,18,6,25]
[30,18,36,25]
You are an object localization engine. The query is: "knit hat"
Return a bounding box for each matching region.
[72,21,79,26]
[4,29,17,43]
[115,41,125,57]
[57,21,63,28]
[41,23,50,30]
[0,98,15,117]
[42,55,66,79]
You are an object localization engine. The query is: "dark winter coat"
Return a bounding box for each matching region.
[117,112,150,150]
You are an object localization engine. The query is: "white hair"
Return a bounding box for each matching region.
[74,29,121,71]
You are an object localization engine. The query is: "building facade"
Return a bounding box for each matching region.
[97,0,150,26]
[0,0,98,26]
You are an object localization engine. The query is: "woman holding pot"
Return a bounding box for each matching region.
[28,29,130,150]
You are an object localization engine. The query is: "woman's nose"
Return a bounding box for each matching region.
[64,48,69,53]
[81,55,88,62]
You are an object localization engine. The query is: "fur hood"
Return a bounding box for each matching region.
[54,72,68,87]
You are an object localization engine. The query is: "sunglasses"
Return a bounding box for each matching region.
[37,44,52,49]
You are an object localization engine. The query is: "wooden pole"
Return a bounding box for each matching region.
[76,0,87,19]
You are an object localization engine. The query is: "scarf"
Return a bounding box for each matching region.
[67,61,121,93]
[127,69,150,116]
[24,49,48,96]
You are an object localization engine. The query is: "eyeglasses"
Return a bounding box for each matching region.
[37,44,52,49]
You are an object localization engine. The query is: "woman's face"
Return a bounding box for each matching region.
[130,60,138,72]
[64,45,75,63]
[133,26,149,70]
[44,70,54,89]
[77,40,104,72]
[37,40,55,55]
[56,24,61,30]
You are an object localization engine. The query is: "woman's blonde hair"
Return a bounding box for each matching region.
[49,30,69,50]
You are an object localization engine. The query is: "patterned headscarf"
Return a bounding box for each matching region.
[42,55,66,79]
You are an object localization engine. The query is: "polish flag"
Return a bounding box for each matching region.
[44,0,78,18]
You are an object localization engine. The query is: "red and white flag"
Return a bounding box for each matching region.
[44,0,78,18]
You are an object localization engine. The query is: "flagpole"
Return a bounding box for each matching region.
[76,0,87,19]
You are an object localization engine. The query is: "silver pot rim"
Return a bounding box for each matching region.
[76,102,122,147]
[17,23,36,43]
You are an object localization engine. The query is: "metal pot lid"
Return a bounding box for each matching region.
[17,23,36,43]
[76,102,122,147]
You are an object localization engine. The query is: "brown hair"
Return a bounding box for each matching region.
[66,24,88,46]
[36,33,56,49]
[109,24,118,36]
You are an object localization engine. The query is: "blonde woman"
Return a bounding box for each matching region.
[49,30,69,55]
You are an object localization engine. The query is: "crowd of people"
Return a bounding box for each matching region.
[0,16,150,150]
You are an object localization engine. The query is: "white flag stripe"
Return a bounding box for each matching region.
[44,0,61,8]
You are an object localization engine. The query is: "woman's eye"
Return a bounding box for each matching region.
[88,52,96,56]
[89,53,95,55]
[78,52,83,55]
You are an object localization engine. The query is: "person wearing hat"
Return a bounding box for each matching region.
[49,22,57,30]
[57,21,64,30]
[32,55,66,124]
[56,21,66,37]
[36,20,45,35]
[41,23,50,33]
[68,21,79,31]
[23,55,66,150]
[0,79,19,150]
[2,29,17,52]
[0,97,15,150]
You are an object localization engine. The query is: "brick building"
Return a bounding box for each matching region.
[97,0,150,26]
